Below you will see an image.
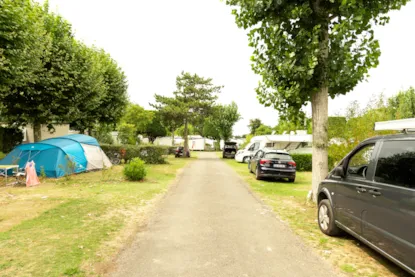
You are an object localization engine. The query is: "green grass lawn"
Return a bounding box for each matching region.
[0,156,191,277]
[224,159,410,277]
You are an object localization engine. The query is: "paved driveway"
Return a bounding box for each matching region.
[110,152,339,277]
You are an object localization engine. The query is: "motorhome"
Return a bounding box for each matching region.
[235,130,312,163]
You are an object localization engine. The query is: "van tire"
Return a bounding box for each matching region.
[318,199,342,236]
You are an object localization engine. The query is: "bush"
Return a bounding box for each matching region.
[291,153,338,172]
[0,152,5,160]
[0,127,23,153]
[124,158,147,181]
[291,154,312,171]
[101,144,168,164]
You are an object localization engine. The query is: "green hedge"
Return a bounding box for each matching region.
[291,154,312,171]
[101,144,168,164]
[291,153,337,172]
[0,127,23,153]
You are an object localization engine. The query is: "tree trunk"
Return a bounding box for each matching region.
[33,122,42,142]
[311,88,329,202]
[311,15,330,202]
[183,118,189,157]
[171,130,175,146]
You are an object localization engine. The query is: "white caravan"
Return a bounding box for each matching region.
[234,131,312,163]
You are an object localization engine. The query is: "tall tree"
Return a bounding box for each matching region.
[152,72,221,155]
[210,102,241,142]
[248,118,262,135]
[0,0,50,140]
[226,0,409,200]
[70,49,128,133]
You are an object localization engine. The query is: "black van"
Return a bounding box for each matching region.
[317,134,415,275]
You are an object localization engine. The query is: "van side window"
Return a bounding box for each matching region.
[347,144,375,179]
[254,142,260,151]
[375,140,415,189]
[248,144,255,151]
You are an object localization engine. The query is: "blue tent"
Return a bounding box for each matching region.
[0,134,111,178]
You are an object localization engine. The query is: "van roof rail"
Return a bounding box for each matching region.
[374,118,415,133]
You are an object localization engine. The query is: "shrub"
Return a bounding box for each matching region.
[291,154,312,171]
[101,144,168,164]
[124,158,146,181]
[291,153,338,172]
[0,152,5,160]
[0,127,23,153]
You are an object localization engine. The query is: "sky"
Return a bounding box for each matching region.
[40,0,415,135]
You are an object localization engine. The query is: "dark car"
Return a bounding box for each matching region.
[223,142,238,159]
[248,149,296,182]
[317,134,415,275]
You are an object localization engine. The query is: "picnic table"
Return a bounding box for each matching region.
[0,165,19,186]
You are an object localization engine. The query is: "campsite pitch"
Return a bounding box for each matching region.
[0,156,191,277]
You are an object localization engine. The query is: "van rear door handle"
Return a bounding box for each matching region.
[369,189,382,196]
[356,187,367,193]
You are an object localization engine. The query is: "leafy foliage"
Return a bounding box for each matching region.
[226,0,408,120]
[117,123,137,145]
[254,125,273,136]
[152,72,221,151]
[123,158,147,181]
[209,102,241,142]
[101,144,167,164]
[388,87,415,119]
[291,154,313,172]
[144,111,167,143]
[248,118,262,135]
[0,127,24,153]
[0,1,128,141]
[93,124,114,145]
[226,0,409,198]
[274,116,312,134]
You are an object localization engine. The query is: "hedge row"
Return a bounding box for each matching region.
[291,154,312,171]
[291,154,336,172]
[101,144,169,164]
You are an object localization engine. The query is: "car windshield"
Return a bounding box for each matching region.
[264,153,291,160]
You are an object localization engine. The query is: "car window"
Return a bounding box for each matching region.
[375,140,415,189]
[264,153,291,160]
[347,144,375,178]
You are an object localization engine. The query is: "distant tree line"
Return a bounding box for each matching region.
[0,0,128,142]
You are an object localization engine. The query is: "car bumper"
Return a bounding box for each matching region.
[235,154,245,162]
[223,153,236,158]
[258,168,296,178]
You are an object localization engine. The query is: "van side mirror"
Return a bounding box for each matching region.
[333,166,345,178]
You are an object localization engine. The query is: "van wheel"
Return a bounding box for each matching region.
[242,156,248,163]
[318,199,341,236]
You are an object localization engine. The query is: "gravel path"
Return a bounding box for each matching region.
[110,152,339,277]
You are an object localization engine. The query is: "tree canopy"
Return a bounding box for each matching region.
[209,102,241,142]
[226,0,409,200]
[0,0,128,141]
[248,118,262,135]
[152,72,222,152]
